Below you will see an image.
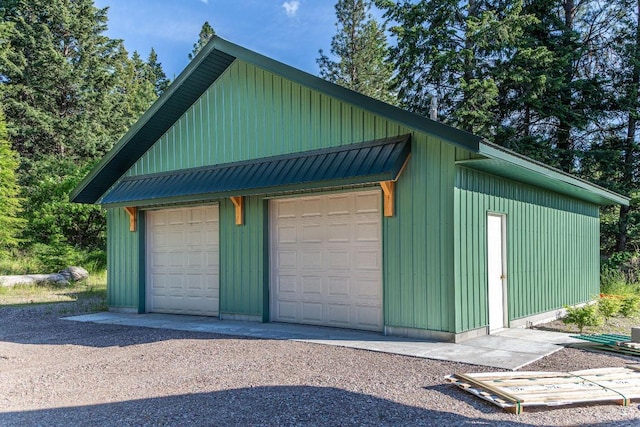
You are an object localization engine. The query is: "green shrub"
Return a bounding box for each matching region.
[598,297,621,323]
[620,295,640,317]
[563,304,602,334]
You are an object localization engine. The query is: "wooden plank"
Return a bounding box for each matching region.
[379,181,394,217]
[449,367,640,414]
[124,207,137,232]
[453,373,523,404]
[230,196,244,225]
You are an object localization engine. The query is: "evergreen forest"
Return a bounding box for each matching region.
[1,0,640,277]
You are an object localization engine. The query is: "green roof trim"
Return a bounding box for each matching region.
[456,142,629,206]
[70,36,481,204]
[100,135,411,207]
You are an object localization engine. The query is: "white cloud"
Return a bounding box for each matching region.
[200,0,209,4]
[282,1,300,17]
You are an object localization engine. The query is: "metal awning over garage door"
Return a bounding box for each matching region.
[99,135,411,206]
[146,205,220,316]
[270,191,383,331]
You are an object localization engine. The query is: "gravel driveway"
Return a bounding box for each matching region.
[1,303,640,426]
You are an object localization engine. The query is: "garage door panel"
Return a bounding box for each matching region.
[277,225,297,243]
[355,250,381,270]
[276,300,298,320]
[356,222,380,242]
[271,191,382,331]
[301,198,322,217]
[168,211,182,224]
[356,277,382,298]
[327,251,350,269]
[302,275,322,295]
[327,195,350,215]
[147,205,219,316]
[327,304,350,326]
[278,250,297,269]
[328,276,350,296]
[301,302,323,322]
[301,250,322,269]
[302,223,322,242]
[187,230,203,246]
[327,223,350,242]
[356,306,382,328]
[355,193,380,213]
[276,275,297,294]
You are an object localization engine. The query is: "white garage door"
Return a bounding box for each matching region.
[146,205,219,316]
[271,191,383,331]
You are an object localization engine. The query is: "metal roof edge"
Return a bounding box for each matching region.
[478,141,630,206]
[115,134,411,183]
[100,175,396,208]
[70,38,236,203]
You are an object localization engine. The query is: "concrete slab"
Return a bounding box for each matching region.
[65,312,576,370]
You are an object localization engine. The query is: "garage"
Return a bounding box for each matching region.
[146,205,220,316]
[270,191,383,331]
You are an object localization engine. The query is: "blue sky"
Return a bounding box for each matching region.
[94,0,338,79]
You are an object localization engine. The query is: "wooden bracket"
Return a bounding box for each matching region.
[124,207,137,232]
[230,196,244,225]
[380,181,395,217]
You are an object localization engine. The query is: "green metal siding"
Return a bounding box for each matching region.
[383,133,456,332]
[125,60,405,177]
[219,196,266,317]
[454,167,600,333]
[106,208,140,309]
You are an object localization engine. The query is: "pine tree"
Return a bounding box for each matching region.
[0,0,129,160]
[0,19,23,250]
[189,21,215,60]
[375,0,544,136]
[0,106,23,249]
[516,0,609,172]
[317,0,395,104]
[581,0,640,252]
[147,47,170,96]
[0,0,161,252]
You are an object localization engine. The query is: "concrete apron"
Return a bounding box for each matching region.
[65,313,582,370]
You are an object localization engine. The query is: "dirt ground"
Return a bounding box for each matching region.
[2,302,640,426]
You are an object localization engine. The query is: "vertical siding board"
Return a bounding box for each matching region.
[455,167,600,331]
[219,196,264,316]
[107,208,139,308]
[453,186,461,332]
[399,159,414,326]
[440,143,456,332]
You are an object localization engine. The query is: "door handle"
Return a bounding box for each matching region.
[500,274,506,280]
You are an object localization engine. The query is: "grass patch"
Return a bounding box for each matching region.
[0,246,106,276]
[0,270,107,310]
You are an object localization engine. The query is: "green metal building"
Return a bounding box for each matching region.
[72,37,628,342]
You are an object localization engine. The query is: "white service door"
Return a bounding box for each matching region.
[487,214,506,331]
[146,205,219,316]
[271,191,383,331]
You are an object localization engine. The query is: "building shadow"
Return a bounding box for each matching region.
[2,385,543,427]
